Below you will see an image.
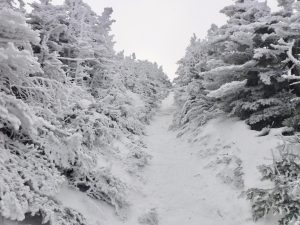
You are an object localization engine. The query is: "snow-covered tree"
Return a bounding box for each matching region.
[173,1,300,224]
[172,35,222,135]
[0,3,92,224]
[174,0,300,133]
[1,1,170,224]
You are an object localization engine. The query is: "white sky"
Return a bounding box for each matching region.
[40,0,278,80]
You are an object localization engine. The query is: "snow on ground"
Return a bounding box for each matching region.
[55,184,120,225]
[55,92,283,225]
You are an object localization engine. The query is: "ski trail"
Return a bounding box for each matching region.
[122,92,277,225]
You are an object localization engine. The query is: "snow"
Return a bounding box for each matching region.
[55,92,282,225]
[77,99,93,109]
[55,184,120,225]
[126,90,145,109]
[207,80,247,98]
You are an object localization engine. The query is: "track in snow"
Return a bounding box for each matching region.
[56,92,278,225]
[121,92,275,225]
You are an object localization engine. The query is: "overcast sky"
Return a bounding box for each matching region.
[42,0,278,80]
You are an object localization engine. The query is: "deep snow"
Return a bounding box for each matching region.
[54,92,283,225]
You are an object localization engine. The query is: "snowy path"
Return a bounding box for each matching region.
[125,92,228,225]
[57,92,279,225]
[120,92,275,225]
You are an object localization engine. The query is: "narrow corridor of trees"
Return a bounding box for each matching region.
[2,0,300,225]
[0,1,170,224]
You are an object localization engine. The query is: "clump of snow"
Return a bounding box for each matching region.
[55,184,121,225]
[126,90,145,109]
[138,208,159,225]
[77,99,93,109]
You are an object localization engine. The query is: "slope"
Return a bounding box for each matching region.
[55,92,282,225]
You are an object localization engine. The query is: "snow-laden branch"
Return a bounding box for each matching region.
[0,37,25,43]
[207,80,247,98]
[210,33,230,44]
[200,60,257,77]
[272,39,300,67]
[290,81,300,86]
[286,39,300,67]
[57,56,97,61]
[282,74,300,80]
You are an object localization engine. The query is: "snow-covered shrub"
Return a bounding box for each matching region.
[205,155,244,189]
[283,115,300,131]
[67,168,129,216]
[247,140,300,225]
[172,37,223,135]
[172,93,222,136]
[0,1,171,224]
[0,93,89,225]
[0,5,89,223]
[138,208,159,225]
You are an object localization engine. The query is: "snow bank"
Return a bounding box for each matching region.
[195,117,282,189]
[55,184,121,225]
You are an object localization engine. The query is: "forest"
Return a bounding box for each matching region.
[1,0,300,225]
[173,1,300,224]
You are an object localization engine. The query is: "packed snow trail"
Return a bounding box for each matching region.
[121,92,283,225]
[115,92,277,225]
[57,92,280,225]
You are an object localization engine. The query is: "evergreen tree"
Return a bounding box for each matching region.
[174,0,300,132]
[247,147,300,225]
[0,1,171,224]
